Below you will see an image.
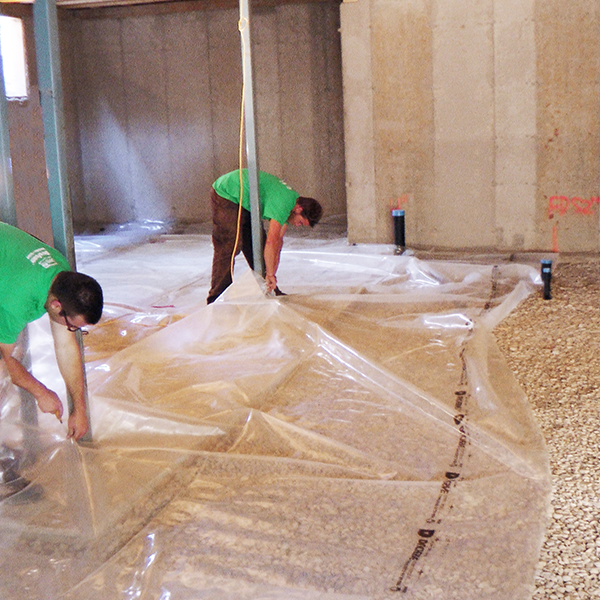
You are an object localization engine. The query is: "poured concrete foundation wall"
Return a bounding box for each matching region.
[536,1,600,252]
[58,2,345,229]
[341,0,600,251]
[4,0,600,251]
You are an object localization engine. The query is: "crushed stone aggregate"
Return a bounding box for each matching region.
[494,255,600,600]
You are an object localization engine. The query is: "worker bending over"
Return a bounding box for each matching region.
[0,222,103,442]
[207,169,322,304]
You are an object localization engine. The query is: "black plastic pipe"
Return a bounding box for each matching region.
[541,259,552,300]
[392,209,405,253]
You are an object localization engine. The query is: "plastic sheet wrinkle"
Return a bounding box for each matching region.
[0,233,550,599]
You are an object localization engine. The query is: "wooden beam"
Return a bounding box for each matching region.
[57,0,337,17]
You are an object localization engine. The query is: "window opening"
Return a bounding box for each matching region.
[0,16,29,101]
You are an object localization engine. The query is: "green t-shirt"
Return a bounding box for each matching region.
[0,222,70,344]
[213,170,299,226]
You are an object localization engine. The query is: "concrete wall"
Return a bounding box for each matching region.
[341,0,600,251]
[536,1,600,252]
[4,0,600,251]
[59,1,346,229]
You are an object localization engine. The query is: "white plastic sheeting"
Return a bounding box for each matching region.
[0,229,551,599]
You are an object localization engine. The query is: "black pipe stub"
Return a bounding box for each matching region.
[540,259,552,300]
[392,209,405,254]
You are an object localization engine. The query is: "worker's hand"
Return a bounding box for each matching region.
[67,410,89,441]
[35,387,64,420]
[265,274,277,293]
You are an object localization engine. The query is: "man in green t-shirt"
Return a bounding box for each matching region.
[0,223,103,447]
[207,169,323,303]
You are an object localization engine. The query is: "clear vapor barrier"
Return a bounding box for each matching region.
[0,230,550,599]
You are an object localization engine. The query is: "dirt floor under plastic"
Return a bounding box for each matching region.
[0,226,551,599]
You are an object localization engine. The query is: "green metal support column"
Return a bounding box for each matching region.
[32,0,75,266]
[0,32,17,226]
[239,0,263,277]
[33,0,91,441]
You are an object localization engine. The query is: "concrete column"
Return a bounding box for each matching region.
[431,0,495,248]
[535,0,600,252]
[75,17,133,224]
[340,0,377,243]
[208,9,242,176]
[121,14,171,222]
[371,0,434,246]
[494,0,537,250]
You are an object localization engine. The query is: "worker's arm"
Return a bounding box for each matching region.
[49,318,88,440]
[263,219,288,292]
[0,340,64,419]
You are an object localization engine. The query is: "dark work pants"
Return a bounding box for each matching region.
[207,188,265,304]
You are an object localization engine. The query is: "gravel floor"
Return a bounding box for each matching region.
[494,255,600,600]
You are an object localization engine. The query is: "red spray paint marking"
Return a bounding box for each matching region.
[390,194,412,212]
[552,223,559,253]
[547,196,600,252]
[548,195,600,218]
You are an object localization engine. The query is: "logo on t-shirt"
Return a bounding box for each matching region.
[27,247,58,269]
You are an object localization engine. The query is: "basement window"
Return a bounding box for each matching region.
[0,16,29,101]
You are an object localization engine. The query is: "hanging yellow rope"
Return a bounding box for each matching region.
[230,16,249,282]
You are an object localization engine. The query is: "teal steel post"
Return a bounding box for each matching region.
[33,0,91,441]
[239,0,263,277]
[32,0,75,266]
[0,29,17,226]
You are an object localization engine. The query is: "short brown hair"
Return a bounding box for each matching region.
[50,271,103,324]
[296,197,323,227]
